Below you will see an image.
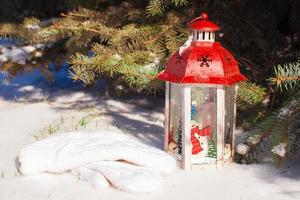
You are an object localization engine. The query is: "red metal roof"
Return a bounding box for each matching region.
[157,13,246,85]
[157,42,247,85]
[188,13,220,31]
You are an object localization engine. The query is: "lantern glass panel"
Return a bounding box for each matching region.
[190,86,217,164]
[168,83,183,157]
[224,85,235,160]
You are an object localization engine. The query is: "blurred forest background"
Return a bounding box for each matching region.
[0,0,299,165]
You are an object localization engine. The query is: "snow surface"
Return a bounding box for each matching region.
[0,103,58,177]
[0,43,45,65]
[1,96,300,199]
[0,100,300,200]
[0,42,300,198]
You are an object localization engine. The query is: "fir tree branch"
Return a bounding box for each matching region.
[269,61,300,92]
[237,92,300,165]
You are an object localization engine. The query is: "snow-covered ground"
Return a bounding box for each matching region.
[0,52,300,199]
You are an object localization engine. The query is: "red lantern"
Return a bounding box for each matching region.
[157,13,246,169]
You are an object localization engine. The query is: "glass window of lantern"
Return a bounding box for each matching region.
[190,86,217,164]
[168,83,183,158]
[224,86,235,161]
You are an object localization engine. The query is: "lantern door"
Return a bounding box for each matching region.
[166,82,183,159]
[190,86,218,165]
[165,83,236,169]
[224,85,237,161]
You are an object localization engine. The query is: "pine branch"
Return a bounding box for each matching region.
[0,23,29,39]
[237,82,267,110]
[269,61,300,92]
[61,8,95,20]
[237,92,300,165]
[171,0,188,6]
[147,0,168,16]
[146,0,189,16]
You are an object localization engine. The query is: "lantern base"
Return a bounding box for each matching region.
[191,160,233,170]
[175,158,234,170]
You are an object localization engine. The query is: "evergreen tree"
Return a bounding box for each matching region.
[236,59,300,166]
[207,140,217,159]
[0,1,297,106]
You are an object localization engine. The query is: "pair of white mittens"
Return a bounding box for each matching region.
[72,161,163,193]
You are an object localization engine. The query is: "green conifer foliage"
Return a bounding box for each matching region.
[269,61,300,93]
[237,82,267,110]
[0,1,298,100]
[238,91,300,166]
[146,0,188,16]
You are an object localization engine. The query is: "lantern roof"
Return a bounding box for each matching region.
[188,13,220,31]
[157,13,246,85]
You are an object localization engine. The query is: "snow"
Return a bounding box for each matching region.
[0,44,300,198]
[0,98,299,199]
[247,134,261,145]
[25,24,40,30]
[0,63,86,102]
[0,38,49,65]
[0,44,44,65]
[0,103,58,178]
[1,162,300,199]
[271,143,287,158]
[236,143,250,155]
[179,35,193,55]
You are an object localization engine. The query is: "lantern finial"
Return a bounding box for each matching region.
[189,13,220,31]
[200,12,208,20]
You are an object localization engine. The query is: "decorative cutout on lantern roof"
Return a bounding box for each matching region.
[157,13,246,85]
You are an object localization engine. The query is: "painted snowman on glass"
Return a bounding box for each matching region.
[190,89,217,164]
[157,13,246,169]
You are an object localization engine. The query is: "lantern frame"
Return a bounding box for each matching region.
[158,13,246,169]
[164,82,238,169]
